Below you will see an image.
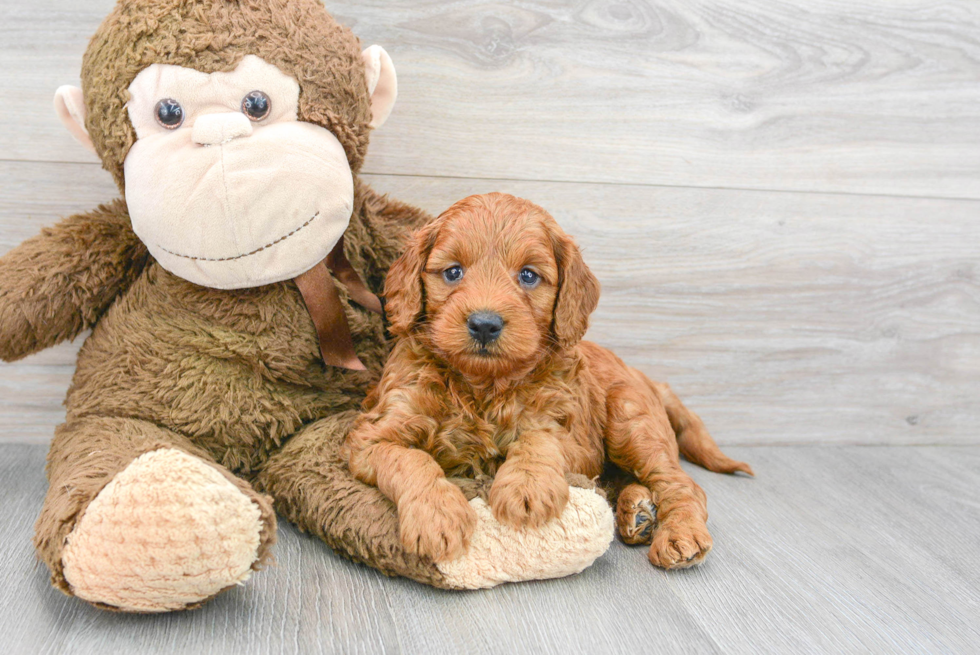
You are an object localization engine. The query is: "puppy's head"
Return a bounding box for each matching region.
[385,193,600,379]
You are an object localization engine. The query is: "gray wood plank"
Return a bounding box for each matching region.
[2,443,979,654]
[674,445,980,654]
[2,161,977,446]
[0,0,106,165]
[2,0,979,198]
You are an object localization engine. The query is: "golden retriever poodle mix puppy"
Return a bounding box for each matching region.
[344,192,753,570]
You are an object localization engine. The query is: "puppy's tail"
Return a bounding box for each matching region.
[676,429,754,477]
[652,382,755,477]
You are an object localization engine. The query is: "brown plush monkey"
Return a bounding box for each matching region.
[1,0,613,612]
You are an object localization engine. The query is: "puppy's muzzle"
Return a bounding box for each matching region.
[467,311,503,346]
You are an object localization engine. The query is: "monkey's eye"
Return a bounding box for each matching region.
[154,98,184,129]
[242,91,271,121]
[518,267,540,288]
[443,265,464,284]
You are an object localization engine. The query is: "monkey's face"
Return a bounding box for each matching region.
[121,55,353,289]
[55,1,397,291]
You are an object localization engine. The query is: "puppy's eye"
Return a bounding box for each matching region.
[518,267,540,288]
[154,98,184,129]
[443,265,464,284]
[242,90,271,121]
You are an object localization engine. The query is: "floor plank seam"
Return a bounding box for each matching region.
[4,158,980,204]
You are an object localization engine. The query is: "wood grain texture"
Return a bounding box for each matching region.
[3,443,978,654]
[2,0,980,198]
[2,161,977,446]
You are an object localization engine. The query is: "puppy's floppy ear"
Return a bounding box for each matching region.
[550,228,601,349]
[384,220,440,336]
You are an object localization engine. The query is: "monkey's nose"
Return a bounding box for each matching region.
[191,112,253,146]
[467,312,504,346]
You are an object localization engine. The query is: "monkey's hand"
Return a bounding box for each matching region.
[0,199,147,362]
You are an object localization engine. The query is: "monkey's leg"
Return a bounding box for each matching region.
[256,411,614,590]
[35,416,276,612]
[604,383,713,569]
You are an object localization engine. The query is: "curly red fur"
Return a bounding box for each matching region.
[345,193,753,568]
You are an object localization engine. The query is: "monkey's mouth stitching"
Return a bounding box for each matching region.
[158,212,321,262]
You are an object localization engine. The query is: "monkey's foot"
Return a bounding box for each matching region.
[436,486,614,589]
[62,448,264,612]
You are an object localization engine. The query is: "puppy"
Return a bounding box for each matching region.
[344,193,752,569]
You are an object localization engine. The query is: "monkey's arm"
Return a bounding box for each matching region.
[0,199,148,362]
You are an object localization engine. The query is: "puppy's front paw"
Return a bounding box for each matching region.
[648,517,712,569]
[398,479,477,563]
[489,466,569,529]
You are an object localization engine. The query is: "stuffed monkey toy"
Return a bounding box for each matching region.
[0,0,613,612]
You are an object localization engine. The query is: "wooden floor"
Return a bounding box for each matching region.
[2,443,979,654]
[2,0,979,653]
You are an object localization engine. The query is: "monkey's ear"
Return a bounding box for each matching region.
[361,45,397,129]
[53,86,96,154]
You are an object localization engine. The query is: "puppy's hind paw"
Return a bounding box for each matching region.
[616,483,656,545]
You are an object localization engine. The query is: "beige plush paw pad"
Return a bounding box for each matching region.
[62,448,263,612]
[436,486,615,589]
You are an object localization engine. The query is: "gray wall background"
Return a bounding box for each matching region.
[2,0,978,446]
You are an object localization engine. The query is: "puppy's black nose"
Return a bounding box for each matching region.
[467,312,503,346]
